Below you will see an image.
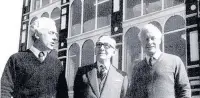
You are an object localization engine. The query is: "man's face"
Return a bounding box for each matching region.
[37,28,58,50]
[95,36,116,61]
[140,29,161,56]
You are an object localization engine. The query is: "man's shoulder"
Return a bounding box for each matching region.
[112,66,127,77]
[77,63,96,73]
[9,50,31,58]
[161,53,181,60]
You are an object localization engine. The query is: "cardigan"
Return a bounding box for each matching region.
[1,50,68,98]
[126,53,191,98]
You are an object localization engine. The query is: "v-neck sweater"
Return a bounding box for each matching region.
[1,50,67,98]
[128,53,191,98]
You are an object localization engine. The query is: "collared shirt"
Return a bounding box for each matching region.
[146,50,162,65]
[97,61,110,74]
[29,46,50,59]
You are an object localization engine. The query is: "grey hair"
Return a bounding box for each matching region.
[138,23,162,41]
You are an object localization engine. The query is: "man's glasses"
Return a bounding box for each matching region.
[96,42,114,49]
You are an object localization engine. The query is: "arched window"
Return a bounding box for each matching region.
[164,0,184,8]
[97,0,112,28]
[42,0,50,7]
[68,43,80,91]
[81,40,94,66]
[143,0,161,14]
[30,17,38,25]
[71,0,82,36]
[51,7,61,31]
[83,0,95,32]
[164,15,186,65]
[125,0,141,20]
[51,7,60,19]
[124,27,141,79]
[41,12,49,18]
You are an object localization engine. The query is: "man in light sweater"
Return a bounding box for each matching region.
[126,23,191,98]
[1,17,68,98]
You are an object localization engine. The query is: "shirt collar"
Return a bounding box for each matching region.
[146,50,162,61]
[29,46,50,58]
[97,61,110,71]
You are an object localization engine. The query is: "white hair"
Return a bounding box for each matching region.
[30,17,57,41]
[138,23,162,41]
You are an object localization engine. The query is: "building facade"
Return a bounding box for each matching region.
[19,0,200,97]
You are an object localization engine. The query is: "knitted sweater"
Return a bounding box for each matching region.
[127,53,191,98]
[1,50,68,98]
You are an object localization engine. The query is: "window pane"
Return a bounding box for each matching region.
[51,7,60,19]
[143,0,161,14]
[125,0,141,20]
[81,40,94,66]
[42,0,50,7]
[62,8,67,15]
[189,31,199,61]
[55,19,60,32]
[164,0,184,8]
[97,0,112,28]
[71,0,82,36]
[33,0,40,10]
[124,27,141,79]
[41,12,49,17]
[164,30,186,65]
[164,15,185,32]
[68,44,80,91]
[83,0,95,32]
[61,15,66,30]
[21,31,26,43]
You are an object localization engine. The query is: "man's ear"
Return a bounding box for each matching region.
[34,30,40,39]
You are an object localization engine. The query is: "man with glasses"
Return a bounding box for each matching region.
[74,35,128,98]
[1,17,68,98]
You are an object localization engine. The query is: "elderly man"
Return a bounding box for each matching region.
[74,35,128,98]
[1,17,68,98]
[126,23,191,98]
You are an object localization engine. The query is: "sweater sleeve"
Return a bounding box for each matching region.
[1,56,15,98]
[174,56,191,98]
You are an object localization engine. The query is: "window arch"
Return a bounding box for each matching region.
[164,15,185,32]
[41,12,49,18]
[149,21,162,32]
[30,17,38,25]
[81,40,94,66]
[83,0,96,32]
[164,15,186,65]
[71,0,82,36]
[51,7,61,32]
[124,27,141,79]
[68,43,80,91]
[51,7,60,19]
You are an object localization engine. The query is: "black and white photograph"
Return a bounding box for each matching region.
[0,0,200,98]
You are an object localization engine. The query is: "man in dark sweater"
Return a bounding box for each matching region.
[126,23,191,98]
[1,17,68,98]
